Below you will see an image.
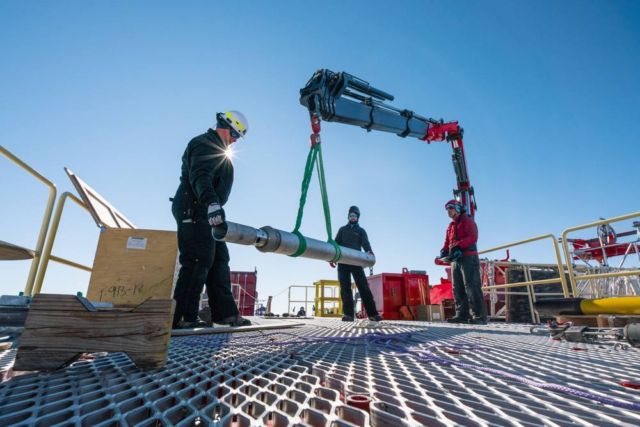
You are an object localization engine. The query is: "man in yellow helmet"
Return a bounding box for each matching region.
[171,111,250,329]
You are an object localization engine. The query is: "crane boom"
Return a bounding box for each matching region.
[299,68,477,216]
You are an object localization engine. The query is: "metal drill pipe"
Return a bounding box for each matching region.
[213,221,376,267]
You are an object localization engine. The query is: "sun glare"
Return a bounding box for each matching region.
[224,146,234,160]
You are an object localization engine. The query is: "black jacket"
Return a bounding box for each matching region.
[172,129,233,222]
[335,223,372,253]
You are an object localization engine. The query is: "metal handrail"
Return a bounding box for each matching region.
[1,145,57,296]
[49,254,92,272]
[561,212,640,297]
[287,285,315,315]
[32,192,93,294]
[479,233,570,298]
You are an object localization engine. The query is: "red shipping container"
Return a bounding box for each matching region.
[200,270,257,316]
[367,273,404,320]
[230,271,257,288]
[402,268,430,306]
[230,270,257,316]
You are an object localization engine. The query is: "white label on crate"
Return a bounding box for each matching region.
[126,237,148,250]
[432,313,442,320]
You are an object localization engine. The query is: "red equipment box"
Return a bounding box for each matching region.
[402,268,429,306]
[367,273,404,320]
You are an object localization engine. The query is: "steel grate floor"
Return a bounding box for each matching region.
[1,318,639,426]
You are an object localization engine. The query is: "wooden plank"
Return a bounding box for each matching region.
[399,306,414,320]
[555,315,599,327]
[86,229,178,305]
[14,294,174,371]
[596,315,640,328]
[0,240,34,260]
[171,321,304,336]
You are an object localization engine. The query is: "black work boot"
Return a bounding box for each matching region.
[446,316,470,324]
[216,315,251,327]
[175,319,209,329]
[468,316,488,325]
[341,315,354,322]
[368,314,383,322]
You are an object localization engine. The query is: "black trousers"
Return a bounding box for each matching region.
[451,254,487,319]
[337,264,378,317]
[173,219,239,326]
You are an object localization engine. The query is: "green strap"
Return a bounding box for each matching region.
[290,146,317,257]
[291,230,307,258]
[330,240,342,263]
[315,145,342,263]
[292,146,318,234]
[290,143,341,262]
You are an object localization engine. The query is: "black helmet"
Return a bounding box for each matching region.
[348,205,360,218]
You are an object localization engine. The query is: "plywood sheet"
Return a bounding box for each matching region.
[87,229,178,305]
[65,167,135,229]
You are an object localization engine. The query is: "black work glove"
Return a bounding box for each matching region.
[439,248,449,259]
[449,246,463,261]
[207,203,225,226]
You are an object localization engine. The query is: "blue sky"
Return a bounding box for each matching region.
[2,1,639,314]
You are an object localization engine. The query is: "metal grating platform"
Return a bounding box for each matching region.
[1,318,640,426]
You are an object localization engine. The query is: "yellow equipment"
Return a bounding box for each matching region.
[536,296,640,316]
[314,280,342,317]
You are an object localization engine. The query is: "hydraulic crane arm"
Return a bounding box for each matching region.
[299,68,477,216]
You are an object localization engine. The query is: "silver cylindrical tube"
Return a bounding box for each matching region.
[626,323,640,348]
[213,221,375,267]
[212,222,269,247]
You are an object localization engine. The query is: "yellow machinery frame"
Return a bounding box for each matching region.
[314,280,342,317]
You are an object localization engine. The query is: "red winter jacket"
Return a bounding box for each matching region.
[442,214,479,256]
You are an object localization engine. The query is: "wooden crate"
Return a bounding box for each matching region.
[440,299,456,320]
[15,294,174,371]
[412,305,428,321]
[428,304,444,321]
[87,229,178,305]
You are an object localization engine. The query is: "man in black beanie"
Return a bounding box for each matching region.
[332,206,382,321]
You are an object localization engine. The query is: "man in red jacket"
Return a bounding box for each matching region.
[439,199,488,324]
